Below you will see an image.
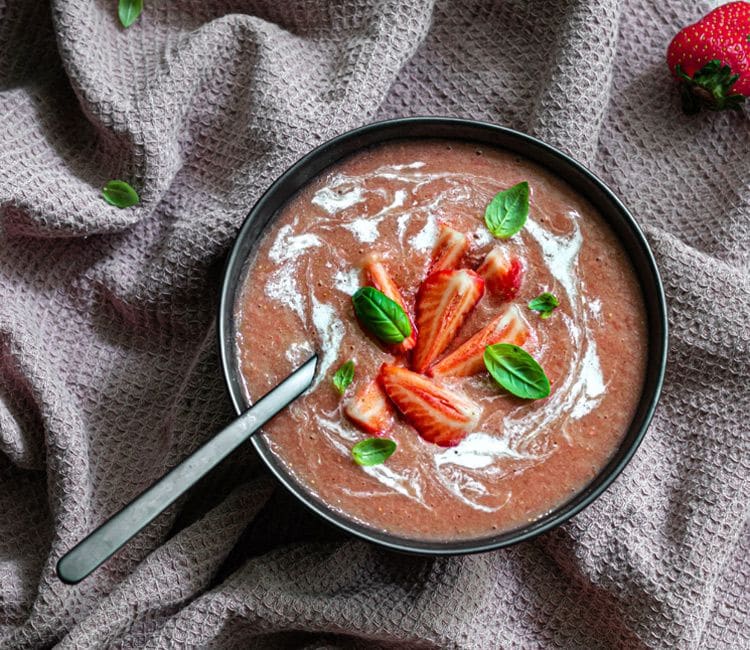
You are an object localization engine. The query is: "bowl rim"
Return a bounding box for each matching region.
[218,116,668,555]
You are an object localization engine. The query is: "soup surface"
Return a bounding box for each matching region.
[235,139,647,540]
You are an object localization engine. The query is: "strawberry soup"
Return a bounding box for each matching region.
[235,139,647,541]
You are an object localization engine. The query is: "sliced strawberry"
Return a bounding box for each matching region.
[429,304,531,377]
[361,254,417,353]
[344,378,394,436]
[379,364,481,447]
[412,269,484,373]
[477,247,524,301]
[429,224,469,273]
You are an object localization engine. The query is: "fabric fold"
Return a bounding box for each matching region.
[0,0,747,648]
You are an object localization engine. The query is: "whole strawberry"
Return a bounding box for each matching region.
[667,2,750,113]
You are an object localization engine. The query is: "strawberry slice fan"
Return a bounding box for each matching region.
[346,223,534,448]
[667,1,750,114]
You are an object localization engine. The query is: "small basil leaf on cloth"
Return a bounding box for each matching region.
[332,360,355,395]
[102,180,140,208]
[118,0,143,28]
[484,343,550,399]
[352,286,412,344]
[351,438,397,466]
[528,292,560,319]
[484,181,530,239]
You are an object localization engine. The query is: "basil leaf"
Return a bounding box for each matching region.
[102,180,140,208]
[484,343,550,399]
[332,360,355,395]
[352,438,397,466]
[118,0,143,28]
[528,292,559,319]
[352,286,412,344]
[484,181,529,239]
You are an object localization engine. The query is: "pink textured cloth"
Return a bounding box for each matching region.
[1,1,748,647]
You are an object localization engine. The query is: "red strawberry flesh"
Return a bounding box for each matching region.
[429,304,531,377]
[477,246,524,301]
[361,254,417,353]
[344,378,394,436]
[379,364,481,447]
[429,224,469,273]
[412,269,485,373]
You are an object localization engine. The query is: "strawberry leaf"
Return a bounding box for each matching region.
[351,438,396,466]
[352,286,412,344]
[528,292,559,319]
[332,360,355,395]
[102,180,140,208]
[675,61,745,114]
[484,343,550,399]
[484,181,529,239]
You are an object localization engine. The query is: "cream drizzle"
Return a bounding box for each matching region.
[265,223,322,321]
[285,340,314,366]
[409,212,439,251]
[269,225,322,263]
[435,432,537,470]
[310,296,344,389]
[470,226,494,248]
[311,184,365,213]
[360,464,426,503]
[396,213,411,245]
[265,262,305,320]
[507,213,607,448]
[342,189,407,244]
[333,267,360,295]
[314,411,428,505]
[588,297,603,322]
[433,465,513,513]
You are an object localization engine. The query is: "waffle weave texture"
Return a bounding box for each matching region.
[0,1,748,648]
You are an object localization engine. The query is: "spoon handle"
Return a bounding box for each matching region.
[56,355,317,584]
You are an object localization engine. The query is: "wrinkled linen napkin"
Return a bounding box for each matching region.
[1,1,748,648]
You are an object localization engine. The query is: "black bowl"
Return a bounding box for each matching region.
[218,117,668,555]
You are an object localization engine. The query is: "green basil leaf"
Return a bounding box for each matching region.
[332,360,355,395]
[484,181,529,239]
[352,438,397,466]
[118,0,143,28]
[352,286,412,344]
[102,180,140,208]
[484,343,550,399]
[528,292,559,319]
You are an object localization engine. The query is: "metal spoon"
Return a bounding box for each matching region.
[56,354,318,584]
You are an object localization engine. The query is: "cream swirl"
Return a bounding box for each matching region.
[260,161,606,512]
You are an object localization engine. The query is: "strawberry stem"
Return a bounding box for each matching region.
[676,60,745,114]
